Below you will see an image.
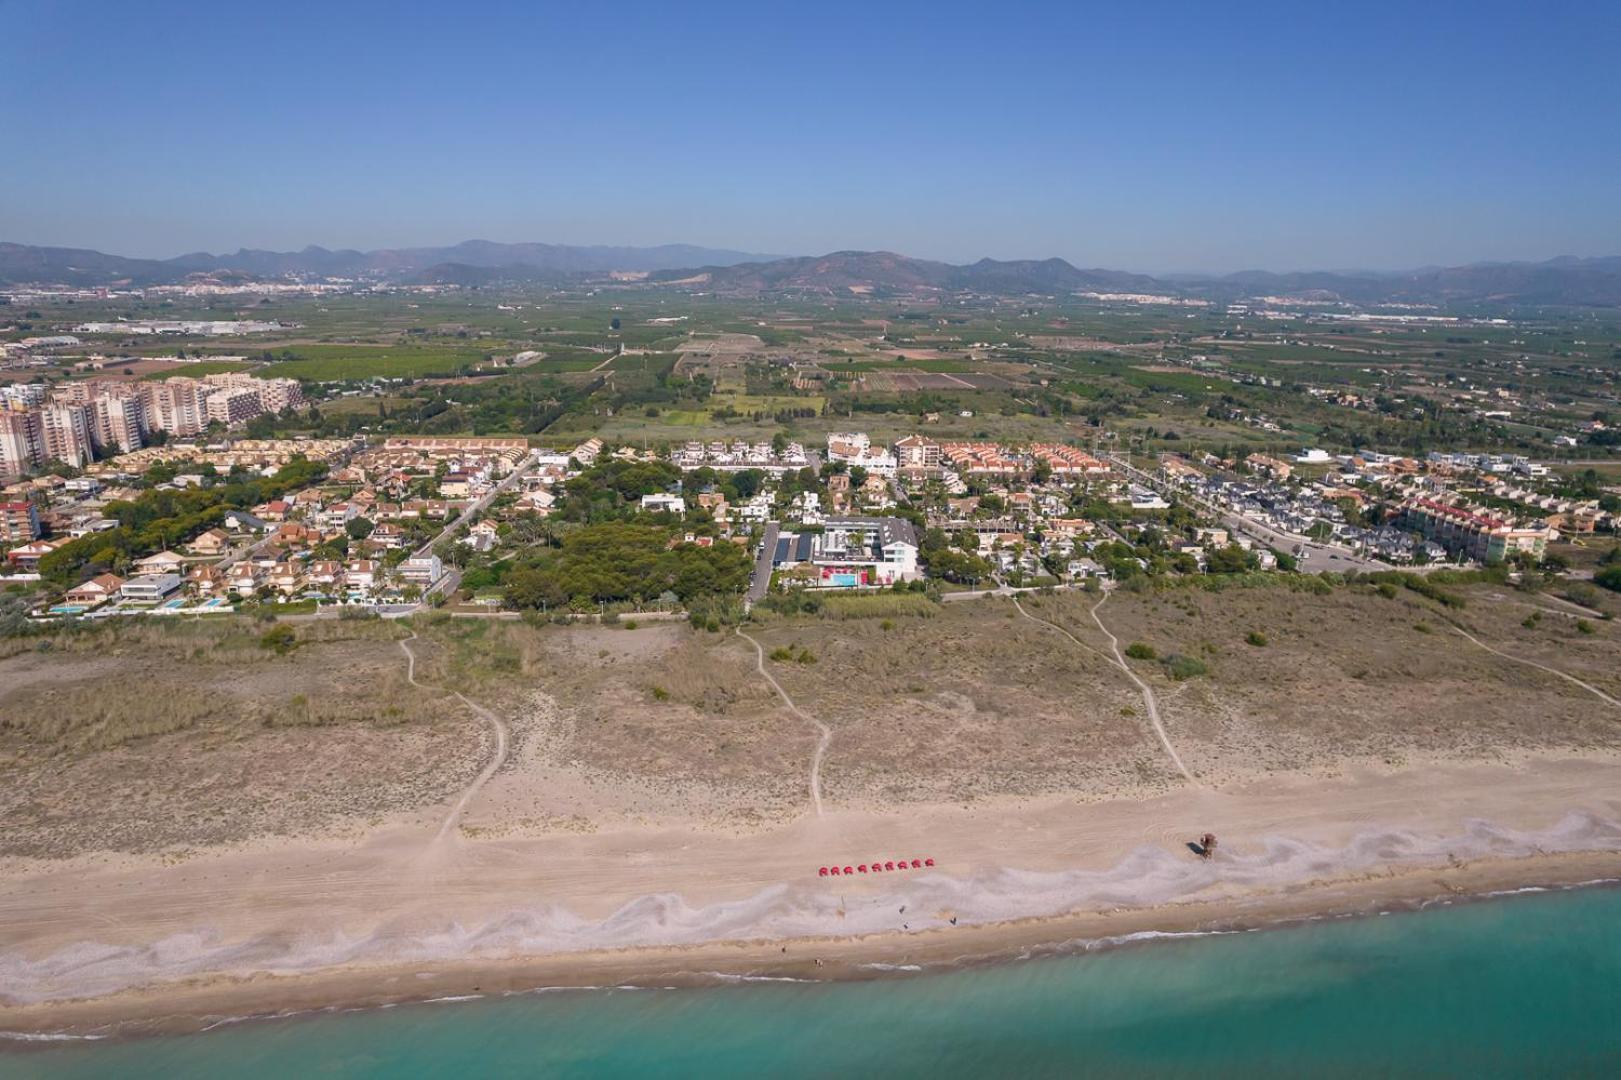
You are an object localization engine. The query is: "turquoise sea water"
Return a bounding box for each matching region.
[9,885,1621,1078]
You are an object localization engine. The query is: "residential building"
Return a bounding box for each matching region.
[90,393,146,453]
[1245,453,1294,480]
[186,564,224,597]
[0,409,41,480]
[1397,498,1556,564]
[141,379,209,436]
[344,559,380,591]
[267,563,303,594]
[202,372,305,414]
[0,500,41,542]
[305,560,343,587]
[770,515,920,587]
[38,403,95,468]
[120,573,182,601]
[204,386,265,427]
[1030,443,1109,476]
[640,493,686,515]
[133,549,187,575]
[226,564,263,598]
[400,554,443,584]
[64,573,125,606]
[188,528,232,556]
[893,434,942,469]
[7,538,64,570]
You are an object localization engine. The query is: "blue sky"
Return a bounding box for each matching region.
[4,0,1618,271]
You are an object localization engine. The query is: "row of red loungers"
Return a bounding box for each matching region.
[819,858,933,876]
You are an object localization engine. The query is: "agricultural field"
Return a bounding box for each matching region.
[259,343,501,381]
[8,287,1618,461]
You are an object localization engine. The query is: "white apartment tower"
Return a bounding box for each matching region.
[0,409,41,481]
[91,394,146,453]
[39,402,95,468]
[141,379,210,436]
[204,386,265,427]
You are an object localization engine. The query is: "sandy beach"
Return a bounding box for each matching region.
[3,754,1619,1037]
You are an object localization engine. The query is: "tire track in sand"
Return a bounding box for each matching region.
[399,632,511,844]
[737,626,829,817]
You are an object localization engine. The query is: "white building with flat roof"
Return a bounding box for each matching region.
[120,573,183,601]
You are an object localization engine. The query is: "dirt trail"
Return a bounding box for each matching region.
[737,627,829,817]
[1081,593,1196,783]
[1450,623,1621,709]
[1011,594,1112,663]
[399,633,511,844]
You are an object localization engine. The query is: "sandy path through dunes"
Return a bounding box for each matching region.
[1450,623,1621,708]
[1082,593,1196,783]
[399,633,511,844]
[738,626,829,816]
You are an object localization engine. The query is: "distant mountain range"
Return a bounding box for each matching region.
[3,240,1620,308]
[0,240,782,288]
[644,251,1164,298]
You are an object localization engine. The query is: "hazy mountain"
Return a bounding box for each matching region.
[1192,257,1621,307]
[3,240,1620,307]
[0,243,176,286]
[0,240,782,286]
[646,251,1161,297]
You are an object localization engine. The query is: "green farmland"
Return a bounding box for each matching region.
[259,345,496,381]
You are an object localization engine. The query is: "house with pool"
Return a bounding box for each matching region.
[769,515,921,588]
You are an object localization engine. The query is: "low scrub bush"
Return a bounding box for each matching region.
[259,624,298,654]
[1162,653,1208,680]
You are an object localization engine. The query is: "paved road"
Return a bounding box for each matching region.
[745,522,779,607]
[413,450,538,561]
[411,450,537,603]
[1212,512,1381,575]
[1107,452,1390,574]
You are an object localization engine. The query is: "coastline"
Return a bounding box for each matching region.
[2,849,1617,1040]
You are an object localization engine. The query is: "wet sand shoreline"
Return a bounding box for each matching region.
[3,755,1620,1040]
[3,848,1617,1041]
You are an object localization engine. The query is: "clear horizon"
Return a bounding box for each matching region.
[4,0,1619,274]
